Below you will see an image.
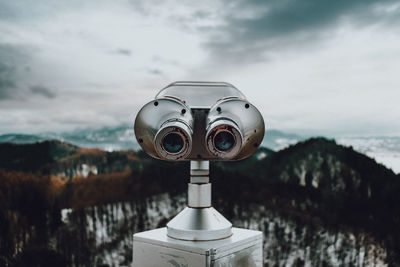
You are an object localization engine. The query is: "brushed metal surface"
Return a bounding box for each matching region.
[190,160,209,183]
[190,160,209,176]
[206,98,265,161]
[132,227,263,267]
[156,81,246,109]
[134,97,193,160]
[134,81,265,161]
[166,207,232,241]
[133,241,206,267]
[188,183,211,208]
[132,81,265,265]
[212,243,263,267]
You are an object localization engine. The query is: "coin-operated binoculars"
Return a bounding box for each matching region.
[132,81,265,267]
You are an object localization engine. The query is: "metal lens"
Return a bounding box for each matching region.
[214,131,234,152]
[163,133,184,153]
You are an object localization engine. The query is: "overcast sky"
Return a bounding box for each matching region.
[0,0,399,136]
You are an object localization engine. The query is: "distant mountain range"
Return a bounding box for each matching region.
[0,125,399,173]
[0,126,297,151]
[0,125,138,151]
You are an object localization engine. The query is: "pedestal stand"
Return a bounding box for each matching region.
[132,161,263,267]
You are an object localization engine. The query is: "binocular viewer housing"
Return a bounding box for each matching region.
[134,81,265,161]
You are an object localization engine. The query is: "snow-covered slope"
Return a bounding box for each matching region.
[58,194,387,267]
[337,136,400,173]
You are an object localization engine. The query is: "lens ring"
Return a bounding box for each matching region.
[205,121,242,159]
[213,129,235,152]
[162,132,184,154]
[154,122,192,160]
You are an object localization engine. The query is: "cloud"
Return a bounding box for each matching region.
[201,0,400,62]
[0,0,399,135]
[113,48,132,56]
[148,69,163,75]
[30,85,56,99]
[0,45,27,100]
[0,44,57,101]
[0,62,17,100]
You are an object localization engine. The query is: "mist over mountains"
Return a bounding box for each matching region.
[1,125,399,173]
[0,125,139,151]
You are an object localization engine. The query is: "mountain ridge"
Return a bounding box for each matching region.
[1,137,400,265]
[2,125,399,174]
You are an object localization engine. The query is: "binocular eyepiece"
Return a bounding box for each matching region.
[134,82,265,161]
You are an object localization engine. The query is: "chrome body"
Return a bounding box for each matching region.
[134,81,265,161]
[132,82,264,266]
[134,97,193,160]
[155,81,246,109]
[206,98,265,160]
[133,227,263,267]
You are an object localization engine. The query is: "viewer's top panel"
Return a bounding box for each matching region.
[156,81,246,109]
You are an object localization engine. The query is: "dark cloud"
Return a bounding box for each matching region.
[0,2,18,20]
[114,48,132,56]
[203,0,400,62]
[30,85,56,99]
[0,1,86,22]
[192,10,211,20]
[149,69,163,75]
[0,62,17,100]
[0,45,22,100]
[0,45,55,101]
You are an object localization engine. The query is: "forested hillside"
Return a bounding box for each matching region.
[0,138,399,266]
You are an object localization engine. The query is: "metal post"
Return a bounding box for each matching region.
[188,160,210,207]
[166,160,232,241]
